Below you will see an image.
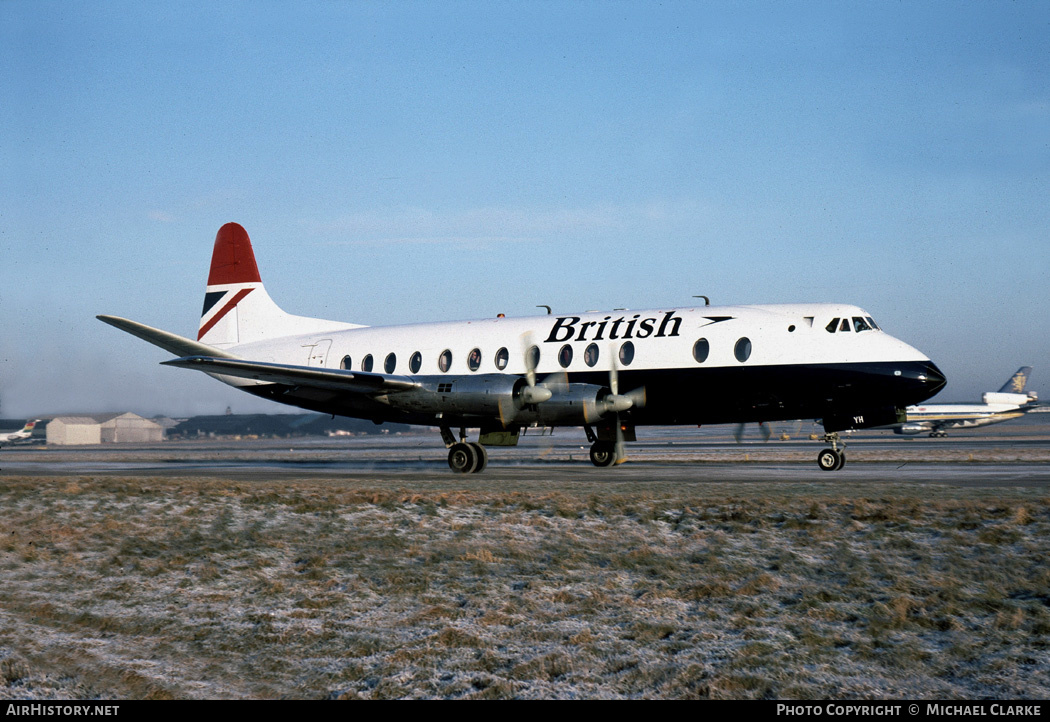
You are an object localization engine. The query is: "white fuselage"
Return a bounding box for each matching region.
[225,303,929,381]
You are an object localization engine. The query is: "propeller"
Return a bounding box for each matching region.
[734,422,772,444]
[519,333,552,406]
[609,357,628,464]
[602,345,646,464]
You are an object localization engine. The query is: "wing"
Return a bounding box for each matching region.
[161,356,420,394]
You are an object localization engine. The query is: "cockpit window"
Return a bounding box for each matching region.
[866,316,880,330]
[839,318,851,333]
[826,318,840,333]
[852,317,871,332]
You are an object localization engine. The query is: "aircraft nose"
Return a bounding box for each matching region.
[891,360,947,407]
[921,362,947,395]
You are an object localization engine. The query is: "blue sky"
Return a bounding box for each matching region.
[2,0,1048,418]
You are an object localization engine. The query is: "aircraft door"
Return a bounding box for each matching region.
[304,339,332,367]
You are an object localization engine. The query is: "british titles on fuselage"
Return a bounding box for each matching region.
[544,310,685,344]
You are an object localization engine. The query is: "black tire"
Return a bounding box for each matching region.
[448,442,479,473]
[817,448,841,471]
[589,441,616,467]
[469,442,488,473]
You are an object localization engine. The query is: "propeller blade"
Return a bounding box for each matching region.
[540,370,569,394]
[613,418,627,465]
[609,344,628,464]
[623,385,646,409]
[519,332,551,405]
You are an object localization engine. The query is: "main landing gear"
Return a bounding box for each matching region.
[583,424,630,467]
[817,432,847,471]
[447,441,488,474]
[588,441,616,468]
[441,427,489,474]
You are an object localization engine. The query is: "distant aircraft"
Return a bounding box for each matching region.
[890,367,1038,437]
[0,420,40,443]
[98,223,945,472]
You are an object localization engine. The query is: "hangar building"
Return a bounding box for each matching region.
[46,413,165,445]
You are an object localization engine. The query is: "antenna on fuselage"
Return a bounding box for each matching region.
[693,295,710,306]
[536,305,552,315]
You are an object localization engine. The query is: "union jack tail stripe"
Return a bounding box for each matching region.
[198,287,254,340]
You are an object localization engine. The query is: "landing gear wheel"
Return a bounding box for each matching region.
[468,442,488,473]
[589,441,616,468]
[817,448,844,471]
[448,442,479,474]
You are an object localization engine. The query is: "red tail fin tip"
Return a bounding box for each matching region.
[207,223,261,286]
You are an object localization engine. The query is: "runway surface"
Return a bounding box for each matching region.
[4,421,1050,487]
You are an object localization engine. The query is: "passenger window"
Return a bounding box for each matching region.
[409,351,422,373]
[495,347,509,370]
[735,337,752,362]
[558,344,573,368]
[340,355,352,370]
[438,349,452,373]
[584,343,599,367]
[839,319,851,333]
[693,338,709,363]
[826,318,839,333]
[618,341,635,366]
[468,348,482,372]
[384,353,396,374]
[361,354,373,372]
[852,317,871,332]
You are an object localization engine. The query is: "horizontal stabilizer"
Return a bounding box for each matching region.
[98,315,237,359]
[161,356,421,394]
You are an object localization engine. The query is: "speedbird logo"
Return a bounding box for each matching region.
[545,311,682,343]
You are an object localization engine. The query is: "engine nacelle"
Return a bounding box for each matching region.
[893,424,928,435]
[386,375,623,428]
[982,392,1029,406]
[530,384,609,426]
[387,374,525,420]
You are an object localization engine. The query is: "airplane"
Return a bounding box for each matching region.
[98,223,946,473]
[0,420,40,443]
[890,366,1039,437]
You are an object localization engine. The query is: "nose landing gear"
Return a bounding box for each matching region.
[817,433,846,471]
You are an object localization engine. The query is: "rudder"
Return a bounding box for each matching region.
[198,223,265,344]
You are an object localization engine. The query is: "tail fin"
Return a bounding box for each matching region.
[22,421,36,432]
[998,366,1033,394]
[198,223,361,347]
